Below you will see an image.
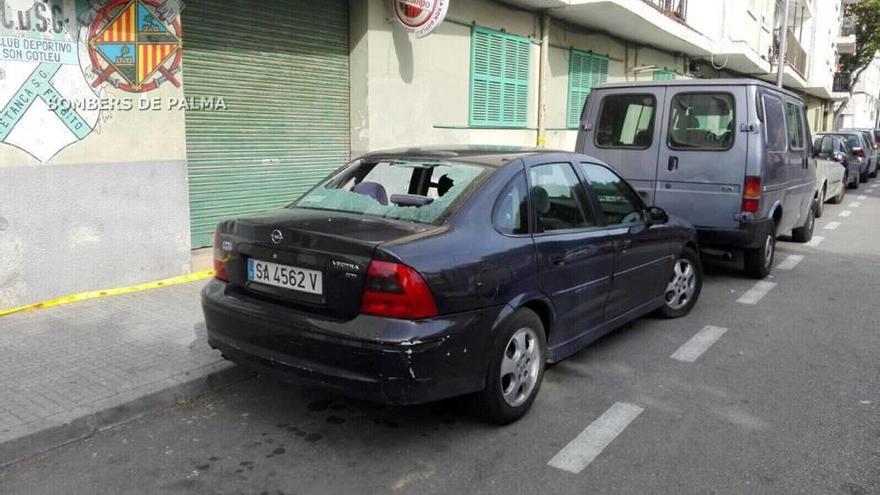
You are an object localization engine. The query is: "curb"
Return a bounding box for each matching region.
[0,365,255,468]
[0,271,215,317]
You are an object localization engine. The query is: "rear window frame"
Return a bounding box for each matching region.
[761,93,788,154]
[492,171,531,237]
[291,158,494,226]
[593,93,658,150]
[783,101,806,151]
[665,91,737,153]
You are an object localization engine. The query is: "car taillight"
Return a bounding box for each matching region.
[742,176,761,214]
[361,261,437,319]
[213,229,229,282]
[854,148,865,158]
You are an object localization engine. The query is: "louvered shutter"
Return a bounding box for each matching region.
[470,27,530,127]
[182,0,350,247]
[567,50,608,129]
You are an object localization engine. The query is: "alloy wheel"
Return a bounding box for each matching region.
[665,258,697,310]
[499,327,541,407]
[763,235,774,269]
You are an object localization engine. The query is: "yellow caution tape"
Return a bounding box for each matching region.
[0,270,215,318]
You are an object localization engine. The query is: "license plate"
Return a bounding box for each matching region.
[247,259,323,295]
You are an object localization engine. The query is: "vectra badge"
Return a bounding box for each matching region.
[331,261,360,273]
[270,229,284,245]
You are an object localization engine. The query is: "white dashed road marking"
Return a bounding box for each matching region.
[777,254,805,270]
[548,402,644,474]
[824,222,841,230]
[839,210,852,217]
[671,326,729,363]
[857,195,867,200]
[737,281,777,305]
[806,236,825,247]
[848,202,861,208]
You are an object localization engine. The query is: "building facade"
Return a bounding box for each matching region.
[0,0,857,309]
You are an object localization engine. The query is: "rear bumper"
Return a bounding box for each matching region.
[202,280,499,405]
[696,218,775,250]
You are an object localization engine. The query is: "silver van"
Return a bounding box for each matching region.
[576,79,816,278]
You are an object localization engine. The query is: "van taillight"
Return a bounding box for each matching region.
[742,176,761,214]
[213,229,229,282]
[361,261,438,319]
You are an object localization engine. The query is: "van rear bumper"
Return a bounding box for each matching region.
[696,219,776,250]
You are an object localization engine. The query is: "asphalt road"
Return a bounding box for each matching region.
[3,184,880,495]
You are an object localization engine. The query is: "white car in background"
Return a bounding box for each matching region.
[812,137,848,218]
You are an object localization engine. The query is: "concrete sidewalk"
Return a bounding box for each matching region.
[0,280,251,467]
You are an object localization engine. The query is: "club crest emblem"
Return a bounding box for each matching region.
[88,0,182,92]
[0,1,100,162]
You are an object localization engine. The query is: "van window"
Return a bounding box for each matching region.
[668,93,735,151]
[493,172,529,235]
[762,95,787,152]
[529,163,596,233]
[595,94,656,149]
[784,102,804,150]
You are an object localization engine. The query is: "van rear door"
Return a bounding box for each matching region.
[576,87,667,205]
[654,87,748,229]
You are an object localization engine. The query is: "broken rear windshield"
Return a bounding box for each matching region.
[292,160,490,224]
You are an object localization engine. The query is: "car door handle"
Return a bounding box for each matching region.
[550,247,597,266]
[667,156,679,171]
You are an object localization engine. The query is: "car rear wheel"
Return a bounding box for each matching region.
[860,169,869,183]
[814,186,826,218]
[478,309,546,425]
[744,231,776,279]
[654,247,702,319]
[791,206,815,243]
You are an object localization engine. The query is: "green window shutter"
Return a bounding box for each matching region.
[470,26,530,127]
[653,69,677,81]
[567,50,608,129]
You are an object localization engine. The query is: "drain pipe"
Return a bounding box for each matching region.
[776,0,790,87]
[537,12,550,147]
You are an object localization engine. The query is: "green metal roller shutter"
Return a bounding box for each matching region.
[182,0,350,247]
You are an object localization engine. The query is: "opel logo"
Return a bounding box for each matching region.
[270,229,284,245]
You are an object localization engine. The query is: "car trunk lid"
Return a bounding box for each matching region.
[221,208,443,319]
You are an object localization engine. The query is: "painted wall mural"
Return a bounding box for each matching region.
[0,0,183,163]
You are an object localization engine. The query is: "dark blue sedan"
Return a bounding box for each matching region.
[203,147,702,424]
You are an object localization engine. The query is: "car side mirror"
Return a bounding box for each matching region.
[647,206,669,225]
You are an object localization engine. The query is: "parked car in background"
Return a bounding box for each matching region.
[841,129,879,179]
[814,133,862,197]
[810,135,848,216]
[576,79,815,279]
[822,132,873,183]
[203,147,702,424]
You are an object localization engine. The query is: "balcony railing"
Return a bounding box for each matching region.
[840,17,856,37]
[833,72,852,92]
[641,0,687,23]
[774,29,807,78]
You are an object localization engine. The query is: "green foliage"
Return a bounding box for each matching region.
[839,0,880,77]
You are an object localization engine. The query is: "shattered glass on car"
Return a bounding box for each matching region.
[293,160,489,224]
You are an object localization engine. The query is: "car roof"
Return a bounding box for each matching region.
[595,78,803,101]
[358,146,580,168]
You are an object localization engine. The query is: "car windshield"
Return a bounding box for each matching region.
[293,160,490,224]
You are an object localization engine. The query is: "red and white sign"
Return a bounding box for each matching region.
[392,0,449,38]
